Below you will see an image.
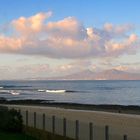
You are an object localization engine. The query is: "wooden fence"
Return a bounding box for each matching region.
[6,105,140,140]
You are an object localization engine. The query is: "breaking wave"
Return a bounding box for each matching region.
[38,89,79,93]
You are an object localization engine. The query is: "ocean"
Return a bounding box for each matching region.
[0,80,140,106]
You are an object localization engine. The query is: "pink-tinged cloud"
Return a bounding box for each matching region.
[114,65,128,71]
[0,36,22,52]
[46,17,87,40]
[54,60,92,75]
[104,23,134,35]
[12,12,52,35]
[105,34,139,56]
[112,64,140,74]
[0,12,139,58]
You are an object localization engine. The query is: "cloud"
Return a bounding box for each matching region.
[111,64,140,73]
[54,60,92,75]
[0,61,92,79]
[0,12,139,58]
[114,65,128,71]
[105,34,139,56]
[12,12,52,35]
[46,17,87,40]
[0,36,22,52]
[8,64,51,79]
[104,23,134,35]
[17,64,50,74]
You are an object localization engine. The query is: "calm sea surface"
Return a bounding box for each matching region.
[0,80,140,106]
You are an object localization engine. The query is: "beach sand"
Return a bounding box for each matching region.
[3,103,140,140]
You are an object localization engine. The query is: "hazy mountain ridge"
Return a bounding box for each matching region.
[46,69,140,80]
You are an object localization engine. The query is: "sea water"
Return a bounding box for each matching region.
[0,80,140,106]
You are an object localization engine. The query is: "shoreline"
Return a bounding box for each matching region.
[0,99,140,115]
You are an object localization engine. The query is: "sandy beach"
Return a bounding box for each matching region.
[1,98,140,140]
[2,103,140,140]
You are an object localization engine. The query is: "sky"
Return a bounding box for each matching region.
[0,0,140,79]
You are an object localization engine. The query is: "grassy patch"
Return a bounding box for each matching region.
[25,126,74,140]
[0,131,37,140]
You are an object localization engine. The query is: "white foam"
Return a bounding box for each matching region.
[0,90,10,93]
[11,91,20,95]
[46,90,66,93]
[38,89,45,92]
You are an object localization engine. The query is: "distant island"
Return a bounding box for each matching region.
[30,69,140,80]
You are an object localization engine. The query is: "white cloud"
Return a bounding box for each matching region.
[0,12,139,59]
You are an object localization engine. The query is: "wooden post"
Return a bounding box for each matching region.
[43,113,45,130]
[105,125,109,140]
[63,118,66,137]
[52,115,55,134]
[124,135,127,140]
[89,122,93,140]
[75,120,79,140]
[26,110,28,126]
[18,109,21,114]
[34,112,36,128]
